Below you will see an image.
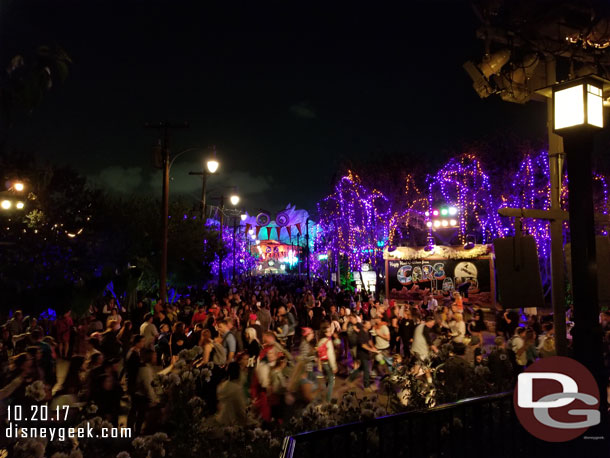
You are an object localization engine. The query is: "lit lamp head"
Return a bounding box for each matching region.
[1,200,11,210]
[240,214,247,221]
[546,75,609,133]
[206,159,219,174]
[13,182,25,192]
[230,194,240,206]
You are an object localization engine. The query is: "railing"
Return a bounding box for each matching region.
[280,391,602,458]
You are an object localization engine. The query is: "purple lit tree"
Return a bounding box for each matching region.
[205,220,257,282]
[317,172,392,278]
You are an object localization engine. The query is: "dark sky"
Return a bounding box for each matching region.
[1,0,548,214]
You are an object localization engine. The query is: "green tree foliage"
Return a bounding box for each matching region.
[0,154,224,314]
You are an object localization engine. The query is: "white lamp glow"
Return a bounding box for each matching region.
[206,159,219,174]
[1,200,11,210]
[230,194,240,206]
[553,77,605,131]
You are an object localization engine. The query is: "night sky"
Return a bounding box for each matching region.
[1,0,548,214]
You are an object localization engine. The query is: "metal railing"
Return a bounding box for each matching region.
[280,391,601,458]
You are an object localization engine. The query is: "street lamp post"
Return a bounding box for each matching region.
[217,192,240,285]
[551,75,608,428]
[188,147,220,221]
[146,121,188,303]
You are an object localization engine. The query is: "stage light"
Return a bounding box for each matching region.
[433,210,439,216]
[433,220,441,228]
[441,208,448,216]
[425,211,429,217]
[463,49,510,99]
[426,221,433,228]
[449,219,457,226]
[449,207,457,216]
[441,220,448,227]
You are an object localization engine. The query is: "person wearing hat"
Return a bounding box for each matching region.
[247,313,263,342]
[139,313,158,348]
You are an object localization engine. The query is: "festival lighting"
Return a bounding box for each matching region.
[317,171,392,272]
[13,182,25,192]
[230,194,240,206]
[16,202,25,209]
[1,200,11,210]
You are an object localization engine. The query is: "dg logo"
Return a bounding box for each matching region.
[513,356,600,442]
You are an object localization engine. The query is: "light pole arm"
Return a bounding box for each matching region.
[169,147,203,171]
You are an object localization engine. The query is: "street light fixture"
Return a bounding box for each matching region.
[230,194,240,206]
[545,74,609,411]
[206,159,219,174]
[189,148,220,221]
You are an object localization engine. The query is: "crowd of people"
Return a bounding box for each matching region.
[1,275,610,451]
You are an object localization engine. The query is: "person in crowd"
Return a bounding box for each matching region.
[215,362,249,425]
[6,311,24,338]
[510,327,528,373]
[347,321,379,391]
[117,320,134,356]
[487,336,514,390]
[170,322,187,363]
[55,311,73,359]
[411,316,439,383]
[448,313,466,343]
[140,313,159,348]
[316,323,337,402]
[218,319,237,364]
[132,348,159,434]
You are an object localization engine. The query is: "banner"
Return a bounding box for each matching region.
[387,257,493,305]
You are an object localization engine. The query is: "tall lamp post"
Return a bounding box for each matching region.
[218,192,240,285]
[551,75,608,425]
[188,147,220,221]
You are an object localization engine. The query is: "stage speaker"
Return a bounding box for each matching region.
[493,235,545,309]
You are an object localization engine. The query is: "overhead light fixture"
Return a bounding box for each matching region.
[230,194,240,206]
[426,221,433,228]
[433,220,441,228]
[206,159,219,174]
[16,201,25,209]
[463,49,511,99]
[448,207,457,216]
[1,200,11,210]
[441,220,449,227]
[240,214,247,221]
[13,182,25,192]
[449,219,457,226]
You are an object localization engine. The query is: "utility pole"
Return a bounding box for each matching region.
[145,121,188,303]
[188,169,209,220]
